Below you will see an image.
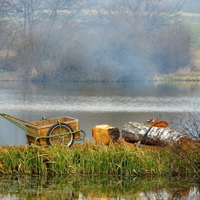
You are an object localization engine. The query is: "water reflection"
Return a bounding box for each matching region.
[0,175,199,199]
[0,81,200,113]
[0,81,200,145]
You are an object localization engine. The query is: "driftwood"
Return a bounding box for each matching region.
[122,122,186,146]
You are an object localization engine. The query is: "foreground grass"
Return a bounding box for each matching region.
[0,142,199,176]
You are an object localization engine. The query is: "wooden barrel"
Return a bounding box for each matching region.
[122,121,185,146]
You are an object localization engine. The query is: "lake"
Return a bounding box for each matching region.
[0,81,200,146]
[0,81,200,199]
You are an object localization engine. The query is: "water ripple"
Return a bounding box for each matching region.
[0,95,199,113]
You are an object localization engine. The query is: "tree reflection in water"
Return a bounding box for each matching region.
[0,175,199,199]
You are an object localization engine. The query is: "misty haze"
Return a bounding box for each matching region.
[0,0,200,81]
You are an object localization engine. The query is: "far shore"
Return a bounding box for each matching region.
[1,70,200,82]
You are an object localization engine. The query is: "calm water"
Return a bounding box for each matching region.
[0,81,200,145]
[0,81,200,199]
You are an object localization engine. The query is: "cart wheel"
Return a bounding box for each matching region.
[47,123,74,147]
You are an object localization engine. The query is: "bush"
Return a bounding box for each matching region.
[172,112,200,141]
[152,23,192,74]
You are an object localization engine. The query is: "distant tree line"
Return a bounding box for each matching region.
[0,0,194,81]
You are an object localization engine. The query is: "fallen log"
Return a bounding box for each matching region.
[122,121,198,147]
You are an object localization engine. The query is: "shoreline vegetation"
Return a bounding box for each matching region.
[0,141,199,176]
[155,72,200,82]
[1,70,200,82]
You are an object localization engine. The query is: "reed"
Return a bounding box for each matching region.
[0,142,199,176]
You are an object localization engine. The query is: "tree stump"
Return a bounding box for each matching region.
[92,124,120,145]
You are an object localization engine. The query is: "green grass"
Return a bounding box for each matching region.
[0,142,199,176]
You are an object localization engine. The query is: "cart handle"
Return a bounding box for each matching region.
[0,113,35,126]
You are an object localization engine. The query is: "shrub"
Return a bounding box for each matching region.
[152,22,192,74]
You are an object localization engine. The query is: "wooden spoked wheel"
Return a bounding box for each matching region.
[47,123,74,147]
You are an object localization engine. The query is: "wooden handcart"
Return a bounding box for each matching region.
[0,113,85,147]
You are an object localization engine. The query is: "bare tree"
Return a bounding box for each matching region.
[0,0,19,71]
[0,0,8,50]
[44,0,85,28]
[135,0,181,31]
[3,0,44,35]
[172,112,200,141]
[20,0,42,34]
[100,0,181,31]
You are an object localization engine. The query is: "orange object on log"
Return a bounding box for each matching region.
[153,121,168,128]
[92,124,120,145]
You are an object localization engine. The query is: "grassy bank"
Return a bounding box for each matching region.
[156,72,200,81]
[0,142,199,176]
